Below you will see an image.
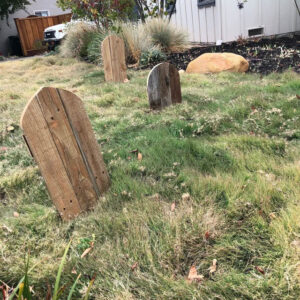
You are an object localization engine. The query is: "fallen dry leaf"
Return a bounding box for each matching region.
[123,78,130,83]
[7,125,15,132]
[138,166,146,172]
[258,209,264,216]
[81,247,92,258]
[204,231,211,240]
[13,211,19,218]
[71,268,77,274]
[149,193,160,201]
[187,265,204,283]
[291,240,300,251]
[255,266,265,275]
[131,262,138,271]
[163,172,176,178]
[182,193,190,201]
[137,153,143,161]
[2,224,12,233]
[269,212,276,219]
[81,242,94,259]
[130,149,138,154]
[171,202,176,212]
[209,259,217,274]
[265,173,276,182]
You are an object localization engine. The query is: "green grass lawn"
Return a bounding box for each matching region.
[1,56,300,299]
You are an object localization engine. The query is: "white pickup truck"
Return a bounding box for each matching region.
[44,20,95,50]
[44,23,67,50]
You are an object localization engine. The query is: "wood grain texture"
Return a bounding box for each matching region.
[14,13,72,56]
[147,62,182,110]
[20,87,110,220]
[101,35,127,82]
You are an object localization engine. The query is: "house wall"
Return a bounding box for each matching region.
[0,0,70,56]
[170,0,300,43]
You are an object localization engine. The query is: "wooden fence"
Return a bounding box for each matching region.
[15,13,72,56]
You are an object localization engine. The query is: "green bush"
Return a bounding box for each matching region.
[60,22,98,60]
[140,48,166,66]
[87,30,109,64]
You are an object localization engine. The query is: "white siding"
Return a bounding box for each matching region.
[170,0,300,43]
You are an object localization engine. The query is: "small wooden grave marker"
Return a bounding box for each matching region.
[101,35,127,82]
[147,62,182,110]
[20,87,110,220]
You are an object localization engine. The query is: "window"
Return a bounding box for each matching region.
[34,10,50,17]
[198,0,215,8]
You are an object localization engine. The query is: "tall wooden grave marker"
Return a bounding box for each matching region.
[102,35,127,82]
[147,62,182,110]
[20,87,110,220]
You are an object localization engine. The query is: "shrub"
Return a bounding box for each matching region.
[140,48,166,66]
[87,30,109,64]
[60,22,98,60]
[119,19,189,64]
[144,18,189,52]
[60,19,189,65]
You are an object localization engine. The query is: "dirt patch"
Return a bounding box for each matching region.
[161,37,300,75]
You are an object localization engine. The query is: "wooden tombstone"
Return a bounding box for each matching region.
[147,62,182,110]
[101,35,127,82]
[20,87,110,220]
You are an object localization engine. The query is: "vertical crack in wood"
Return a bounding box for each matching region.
[108,37,114,81]
[56,89,101,199]
[22,135,34,158]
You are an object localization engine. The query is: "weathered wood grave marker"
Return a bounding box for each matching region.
[101,35,127,83]
[20,87,110,220]
[147,62,182,110]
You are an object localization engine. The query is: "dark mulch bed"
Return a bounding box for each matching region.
[163,37,300,75]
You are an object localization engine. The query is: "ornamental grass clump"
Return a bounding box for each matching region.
[144,18,189,52]
[119,19,189,64]
[87,30,110,64]
[60,22,98,60]
[119,22,153,63]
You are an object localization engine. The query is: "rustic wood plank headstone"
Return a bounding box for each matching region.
[147,62,182,110]
[20,87,110,220]
[101,35,127,82]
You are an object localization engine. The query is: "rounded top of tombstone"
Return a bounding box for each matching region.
[146,62,178,87]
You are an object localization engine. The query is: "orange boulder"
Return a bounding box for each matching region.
[186,53,249,74]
